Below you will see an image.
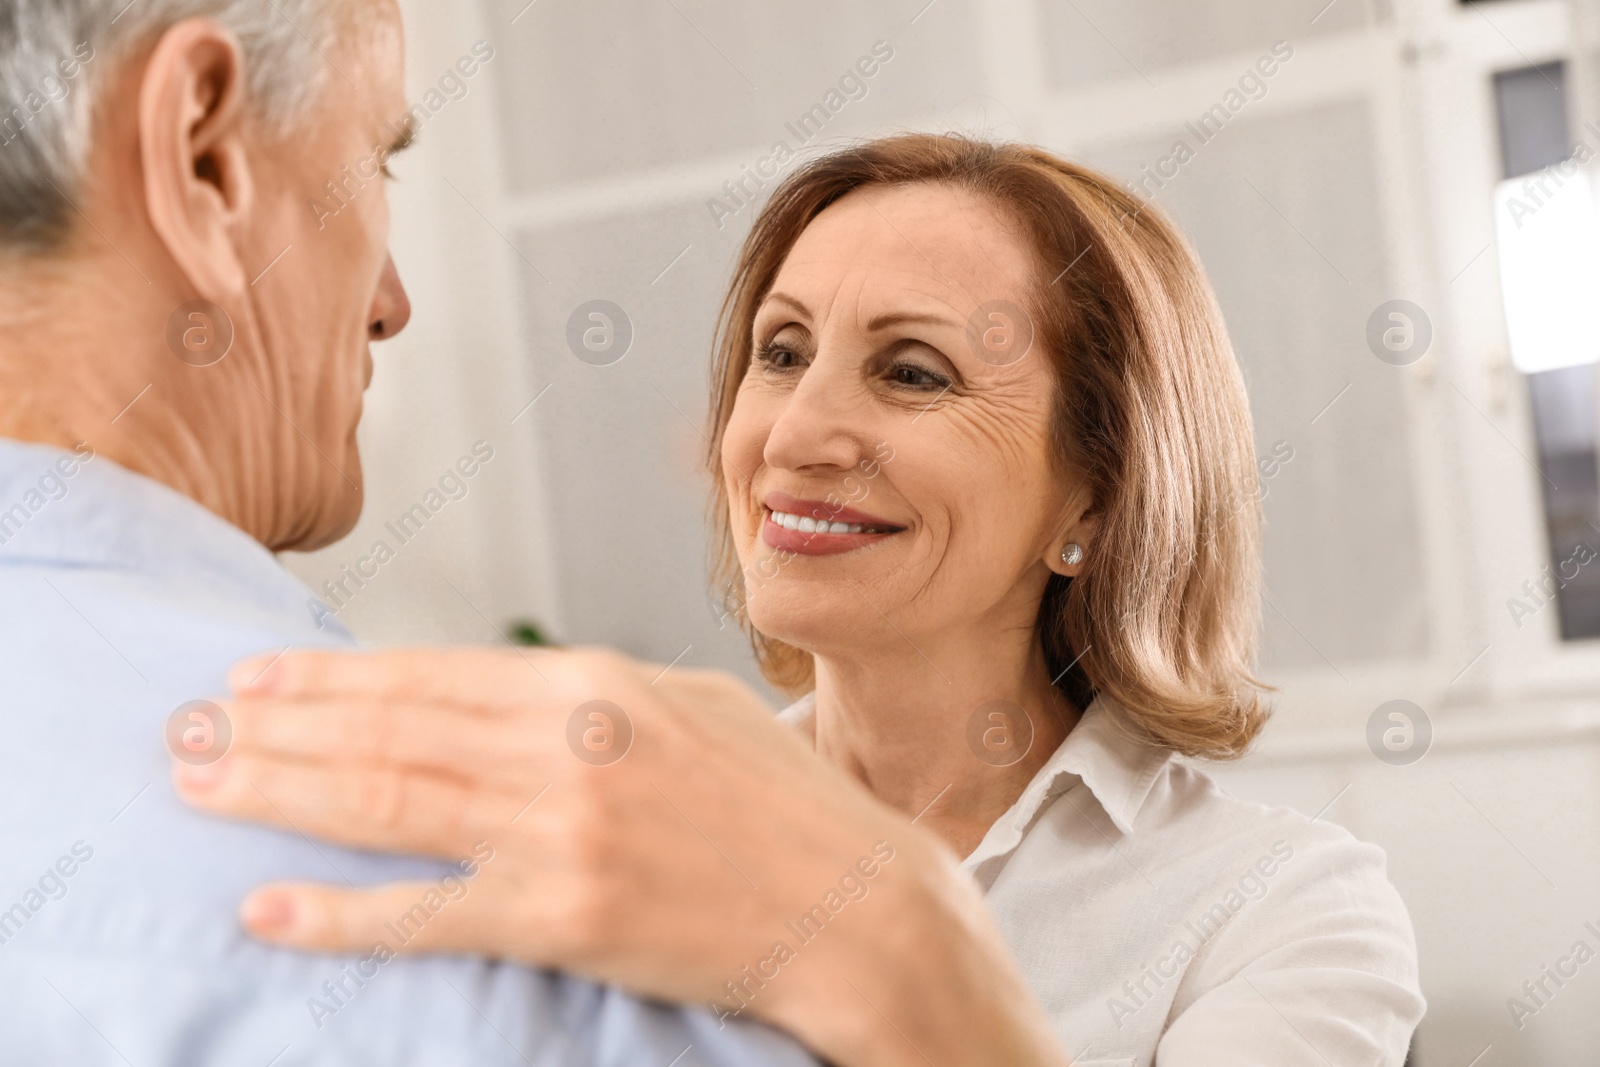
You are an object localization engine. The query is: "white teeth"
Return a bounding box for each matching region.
[768,509,876,535]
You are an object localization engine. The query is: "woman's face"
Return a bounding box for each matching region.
[722,183,1091,658]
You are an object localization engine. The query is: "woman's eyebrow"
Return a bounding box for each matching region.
[761,291,811,320]
[759,293,957,333]
[864,310,957,332]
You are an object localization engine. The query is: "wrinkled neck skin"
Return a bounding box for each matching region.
[0,245,340,551]
[806,589,1078,859]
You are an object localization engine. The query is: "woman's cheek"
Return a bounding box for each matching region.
[721,409,771,556]
[722,384,774,469]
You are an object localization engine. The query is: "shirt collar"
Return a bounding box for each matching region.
[993,692,1171,837]
[776,690,1171,849]
[0,438,336,628]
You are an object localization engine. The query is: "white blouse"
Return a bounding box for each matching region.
[778,692,1425,1066]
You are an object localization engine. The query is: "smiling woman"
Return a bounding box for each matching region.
[710,134,1266,760]
[179,132,1423,1067]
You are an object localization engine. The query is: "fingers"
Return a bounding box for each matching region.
[240,879,499,958]
[222,696,552,779]
[229,646,551,706]
[172,750,532,859]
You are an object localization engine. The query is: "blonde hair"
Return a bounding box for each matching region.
[707,133,1267,760]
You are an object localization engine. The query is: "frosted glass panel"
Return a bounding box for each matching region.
[1079,99,1429,671]
[1038,0,1374,90]
[482,0,984,192]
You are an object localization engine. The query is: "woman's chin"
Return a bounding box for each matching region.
[743,591,866,654]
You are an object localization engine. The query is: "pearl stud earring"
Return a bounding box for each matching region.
[1060,543,1084,566]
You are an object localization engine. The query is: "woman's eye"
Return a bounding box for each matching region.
[889,362,950,390]
[756,341,802,368]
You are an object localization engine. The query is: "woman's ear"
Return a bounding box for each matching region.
[139,18,254,299]
[1044,491,1099,578]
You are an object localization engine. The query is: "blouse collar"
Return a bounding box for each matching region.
[775,690,1172,867]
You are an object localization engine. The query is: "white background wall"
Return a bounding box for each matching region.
[281,0,1600,1061]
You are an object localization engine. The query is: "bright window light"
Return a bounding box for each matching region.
[1495,169,1600,374]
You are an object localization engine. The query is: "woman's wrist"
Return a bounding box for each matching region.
[765,836,1069,1067]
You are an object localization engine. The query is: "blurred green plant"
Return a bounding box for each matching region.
[506,619,555,647]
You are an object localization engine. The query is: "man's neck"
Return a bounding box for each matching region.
[0,256,246,540]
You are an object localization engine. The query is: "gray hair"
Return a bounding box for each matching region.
[0,0,346,251]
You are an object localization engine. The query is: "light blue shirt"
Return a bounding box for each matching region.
[0,439,815,1067]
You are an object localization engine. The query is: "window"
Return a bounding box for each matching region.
[1492,60,1600,639]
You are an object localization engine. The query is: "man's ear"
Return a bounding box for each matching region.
[140,18,253,298]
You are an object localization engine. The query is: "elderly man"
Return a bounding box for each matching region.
[0,2,815,1064]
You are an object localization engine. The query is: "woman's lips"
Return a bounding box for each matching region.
[763,491,900,528]
[760,491,905,557]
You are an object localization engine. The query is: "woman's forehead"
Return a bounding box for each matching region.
[769,185,1038,324]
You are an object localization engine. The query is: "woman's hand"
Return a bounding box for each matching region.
[172,647,1067,1067]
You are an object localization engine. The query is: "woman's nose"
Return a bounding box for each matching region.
[762,359,867,474]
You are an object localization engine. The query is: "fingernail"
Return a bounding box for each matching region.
[173,759,229,791]
[241,891,294,934]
